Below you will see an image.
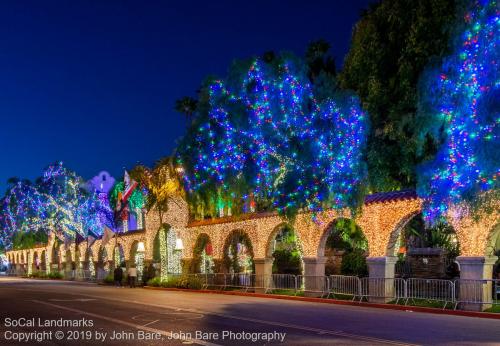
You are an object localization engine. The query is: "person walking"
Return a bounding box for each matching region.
[113,266,123,287]
[127,265,137,288]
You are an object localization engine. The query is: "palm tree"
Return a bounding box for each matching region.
[174,97,198,126]
[130,157,184,225]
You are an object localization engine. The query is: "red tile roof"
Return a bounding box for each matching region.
[188,190,419,227]
[364,189,418,205]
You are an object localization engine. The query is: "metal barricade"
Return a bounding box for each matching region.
[265,274,297,294]
[96,269,109,282]
[296,275,329,296]
[202,273,227,290]
[406,278,455,309]
[454,279,500,309]
[224,273,257,292]
[360,278,406,303]
[327,275,361,300]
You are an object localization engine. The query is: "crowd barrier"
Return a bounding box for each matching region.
[6,269,499,309]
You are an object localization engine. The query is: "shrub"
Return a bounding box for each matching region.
[148,275,202,290]
[147,277,162,287]
[103,274,114,284]
[30,272,49,279]
[341,250,368,277]
[176,275,202,290]
[47,272,63,280]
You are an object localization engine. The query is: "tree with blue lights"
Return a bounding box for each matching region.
[417,0,499,224]
[177,54,369,219]
[0,163,113,248]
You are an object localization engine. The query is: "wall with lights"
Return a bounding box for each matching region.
[6,191,497,275]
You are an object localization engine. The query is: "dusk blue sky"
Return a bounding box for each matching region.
[0,0,372,192]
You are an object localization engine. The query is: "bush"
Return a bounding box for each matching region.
[341,250,368,277]
[47,272,63,280]
[147,277,162,287]
[103,274,114,284]
[147,275,202,290]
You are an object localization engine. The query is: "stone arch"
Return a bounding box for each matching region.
[32,251,39,272]
[223,229,255,273]
[191,233,214,273]
[485,222,500,256]
[113,243,125,268]
[152,224,182,276]
[316,218,369,276]
[265,223,304,275]
[65,248,73,271]
[386,210,421,257]
[50,241,61,269]
[318,218,368,257]
[130,240,146,282]
[40,250,46,271]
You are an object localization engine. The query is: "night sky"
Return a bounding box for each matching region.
[0,0,373,192]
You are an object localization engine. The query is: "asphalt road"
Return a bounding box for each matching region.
[0,277,498,345]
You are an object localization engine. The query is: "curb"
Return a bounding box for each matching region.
[143,286,500,320]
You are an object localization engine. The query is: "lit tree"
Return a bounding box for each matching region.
[0,163,113,248]
[0,179,45,248]
[417,0,499,224]
[39,162,113,238]
[177,54,369,218]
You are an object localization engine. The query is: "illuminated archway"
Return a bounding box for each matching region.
[319,218,368,276]
[153,224,182,278]
[130,241,145,283]
[223,230,254,274]
[191,233,214,274]
[265,223,303,275]
[113,244,125,269]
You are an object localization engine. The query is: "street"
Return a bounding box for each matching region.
[0,277,498,345]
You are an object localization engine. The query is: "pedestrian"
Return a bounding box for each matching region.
[113,266,123,287]
[127,265,137,288]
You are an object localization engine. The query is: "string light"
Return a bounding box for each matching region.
[176,56,368,218]
[418,0,499,224]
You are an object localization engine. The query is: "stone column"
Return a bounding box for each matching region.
[456,256,497,311]
[302,257,327,297]
[253,258,273,293]
[366,256,398,303]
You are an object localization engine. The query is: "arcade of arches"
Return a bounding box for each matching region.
[6,190,499,288]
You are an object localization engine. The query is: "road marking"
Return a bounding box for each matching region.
[32,300,220,346]
[49,298,96,302]
[21,287,419,346]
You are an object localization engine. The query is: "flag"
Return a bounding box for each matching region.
[75,233,85,245]
[87,228,99,247]
[87,234,96,247]
[101,226,115,247]
[122,171,138,203]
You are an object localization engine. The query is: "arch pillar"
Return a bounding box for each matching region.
[254,258,273,277]
[302,257,327,297]
[456,256,497,311]
[366,256,398,303]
